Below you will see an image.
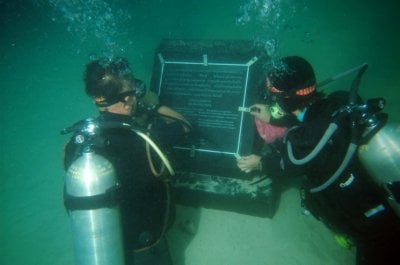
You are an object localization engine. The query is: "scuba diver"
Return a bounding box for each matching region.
[62,57,189,265]
[249,56,400,264]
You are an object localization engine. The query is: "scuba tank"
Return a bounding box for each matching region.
[358,122,400,218]
[62,117,175,264]
[63,118,125,265]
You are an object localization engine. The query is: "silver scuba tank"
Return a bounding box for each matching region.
[65,149,125,265]
[358,122,400,218]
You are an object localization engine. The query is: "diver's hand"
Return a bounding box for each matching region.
[236,154,262,173]
[249,104,271,123]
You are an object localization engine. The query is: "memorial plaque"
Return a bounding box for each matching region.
[159,62,253,153]
[151,39,267,177]
[149,40,278,217]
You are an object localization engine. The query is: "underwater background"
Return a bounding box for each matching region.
[1,0,399,264]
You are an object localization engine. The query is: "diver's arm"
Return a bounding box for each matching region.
[259,150,285,178]
[157,105,192,132]
[259,135,309,179]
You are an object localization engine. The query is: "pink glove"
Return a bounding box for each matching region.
[255,119,287,144]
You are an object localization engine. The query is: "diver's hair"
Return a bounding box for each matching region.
[84,57,134,99]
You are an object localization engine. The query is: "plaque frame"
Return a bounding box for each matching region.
[149,40,277,217]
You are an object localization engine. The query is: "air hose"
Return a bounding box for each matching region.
[286,64,369,193]
[287,123,338,165]
[133,129,175,176]
[137,105,192,177]
[310,143,358,193]
[131,127,174,253]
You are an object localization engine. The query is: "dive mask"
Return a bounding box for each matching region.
[269,102,286,119]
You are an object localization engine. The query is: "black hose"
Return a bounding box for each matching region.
[317,63,368,89]
[310,143,358,193]
[349,64,368,105]
[287,123,338,165]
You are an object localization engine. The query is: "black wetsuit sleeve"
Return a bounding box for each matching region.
[260,150,284,178]
[252,130,265,155]
[260,148,307,179]
[150,117,186,151]
[259,126,316,179]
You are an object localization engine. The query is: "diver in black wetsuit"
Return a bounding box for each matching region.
[250,56,400,264]
[63,57,187,265]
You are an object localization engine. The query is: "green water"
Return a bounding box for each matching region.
[1,1,399,264]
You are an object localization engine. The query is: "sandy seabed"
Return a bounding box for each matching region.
[167,188,356,265]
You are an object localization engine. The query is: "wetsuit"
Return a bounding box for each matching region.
[64,112,174,265]
[261,91,400,264]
